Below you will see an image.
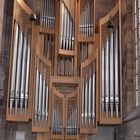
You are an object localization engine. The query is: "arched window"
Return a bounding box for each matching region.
[134,0,140,106]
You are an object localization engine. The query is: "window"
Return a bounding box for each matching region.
[134,0,140,106]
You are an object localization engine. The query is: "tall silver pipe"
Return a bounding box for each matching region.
[115,28,119,118]
[110,32,114,118]
[42,70,46,123]
[38,72,43,126]
[25,43,30,114]
[102,47,105,116]
[89,1,92,36]
[105,38,109,117]
[35,68,39,125]
[90,1,94,36]
[66,10,70,50]
[63,4,67,50]
[10,23,19,113]
[84,6,87,36]
[45,84,49,124]
[15,29,23,113]
[87,2,91,36]
[69,16,72,50]
[71,21,74,50]
[60,2,64,49]
[85,74,88,124]
[20,36,27,113]
[92,73,95,126]
[81,79,85,126]
[88,75,92,123]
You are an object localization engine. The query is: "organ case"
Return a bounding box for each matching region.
[6,0,122,139]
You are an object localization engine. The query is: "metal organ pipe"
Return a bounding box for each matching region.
[81,79,85,125]
[60,3,64,49]
[45,83,49,123]
[80,1,93,36]
[85,74,88,123]
[25,42,30,114]
[10,23,19,113]
[88,74,92,123]
[102,47,105,116]
[105,38,109,117]
[69,14,72,50]
[40,0,55,27]
[38,71,43,125]
[66,8,70,50]
[92,72,95,125]
[81,60,96,128]
[10,23,31,115]
[60,2,74,50]
[110,32,114,118]
[63,2,67,50]
[42,69,46,122]
[20,36,27,113]
[15,29,23,113]
[115,28,119,118]
[35,68,39,124]
[101,28,120,118]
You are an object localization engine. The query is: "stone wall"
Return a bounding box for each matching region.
[89,127,114,140]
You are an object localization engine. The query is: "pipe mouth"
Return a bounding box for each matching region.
[29,13,37,21]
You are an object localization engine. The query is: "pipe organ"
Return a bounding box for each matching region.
[8,21,31,119]
[80,57,97,133]
[60,1,75,50]
[80,0,94,37]
[40,0,55,27]
[99,2,122,124]
[101,30,119,119]
[6,0,122,139]
[33,57,50,130]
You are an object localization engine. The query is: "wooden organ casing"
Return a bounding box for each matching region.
[6,0,122,139]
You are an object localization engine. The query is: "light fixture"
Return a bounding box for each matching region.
[29,13,37,21]
[107,16,115,29]
[29,1,37,22]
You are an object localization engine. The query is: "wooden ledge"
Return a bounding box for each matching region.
[80,128,97,134]
[39,27,56,34]
[78,36,94,42]
[51,76,80,84]
[58,49,75,56]
[99,118,122,125]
